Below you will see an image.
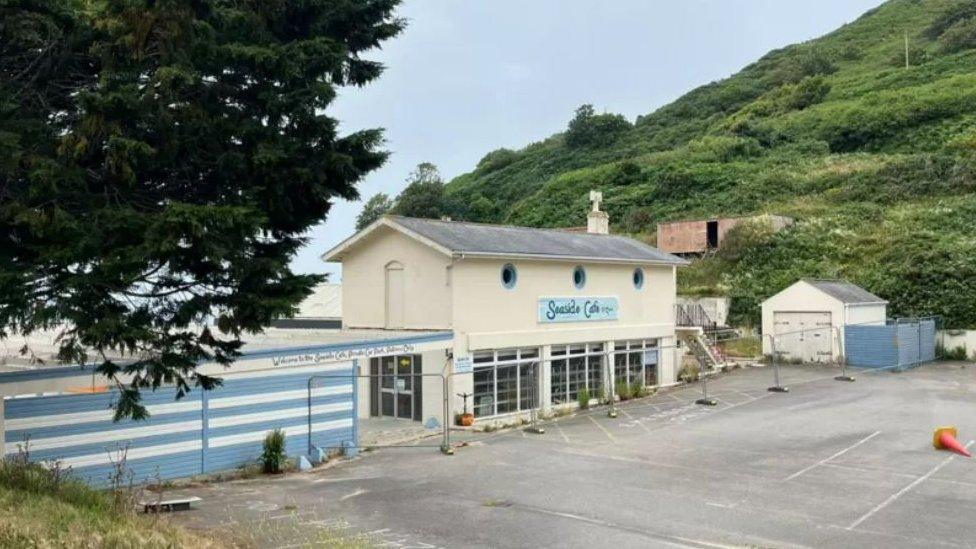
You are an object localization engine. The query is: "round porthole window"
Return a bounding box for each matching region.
[633,268,645,289]
[501,263,518,289]
[573,265,586,289]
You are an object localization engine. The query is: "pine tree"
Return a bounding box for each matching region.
[0,0,404,419]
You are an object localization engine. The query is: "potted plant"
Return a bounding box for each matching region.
[456,392,474,426]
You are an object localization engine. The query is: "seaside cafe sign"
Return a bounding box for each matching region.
[538,296,619,323]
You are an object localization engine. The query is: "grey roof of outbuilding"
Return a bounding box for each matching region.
[803,279,887,304]
[388,216,688,265]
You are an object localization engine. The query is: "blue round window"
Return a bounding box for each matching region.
[573,265,586,289]
[501,263,518,289]
[633,268,645,289]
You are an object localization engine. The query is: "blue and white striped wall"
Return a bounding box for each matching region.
[0,331,454,486]
[2,361,355,486]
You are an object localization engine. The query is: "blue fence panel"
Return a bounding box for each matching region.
[919,320,936,362]
[897,323,920,367]
[845,321,936,370]
[845,324,898,368]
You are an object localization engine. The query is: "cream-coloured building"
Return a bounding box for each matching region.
[0,199,688,480]
[761,279,887,363]
[323,198,688,425]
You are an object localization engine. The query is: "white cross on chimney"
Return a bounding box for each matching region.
[587,190,609,234]
[589,190,603,212]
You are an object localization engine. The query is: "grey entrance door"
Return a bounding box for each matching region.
[371,355,422,421]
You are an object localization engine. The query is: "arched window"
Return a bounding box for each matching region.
[385,261,405,329]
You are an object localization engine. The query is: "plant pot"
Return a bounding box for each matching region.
[460,413,474,427]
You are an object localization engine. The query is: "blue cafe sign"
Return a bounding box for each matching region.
[538,296,619,323]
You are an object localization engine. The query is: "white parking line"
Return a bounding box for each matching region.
[555,422,571,443]
[846,440,974,530]
[586,415,617,443]
[339,488,368,501]
[619,409,653,435]
[784,431,882,481]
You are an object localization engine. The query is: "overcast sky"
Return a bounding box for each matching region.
[293,0,885,281]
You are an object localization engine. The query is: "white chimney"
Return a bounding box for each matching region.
[587,190,609,234]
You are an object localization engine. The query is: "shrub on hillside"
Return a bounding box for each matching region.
[937,16,976,54]
[621,207,655,233]
[566,104,632,149]
[687,135,763,162]
[766,47,836,85]
[926,2,976,40]
[477,148,520,173]
[716,218,778,263]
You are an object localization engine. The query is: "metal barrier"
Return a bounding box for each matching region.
[446,355,544,448]
[764,316,941,374]
[307,369,451,456]
[308,328,926,459]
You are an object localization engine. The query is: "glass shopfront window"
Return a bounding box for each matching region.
[613,339,659,387]
[551,343,604,404]
[472,348,540,418]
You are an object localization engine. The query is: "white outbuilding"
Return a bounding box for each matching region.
[760,279,887,363]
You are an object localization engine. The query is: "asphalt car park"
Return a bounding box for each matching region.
[172,362,976,548]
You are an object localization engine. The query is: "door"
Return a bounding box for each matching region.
[373,355,421,421]
[385,262,405,329]
[773,311,832,363]
[706,221,719,249]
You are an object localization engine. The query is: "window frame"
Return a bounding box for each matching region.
[500,263,518,290]
[472,347,540,418]
[550,342,605,405]
[572,265,587,289]
[613,339,660,387]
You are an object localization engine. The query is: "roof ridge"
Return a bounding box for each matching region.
[387,215,629,239]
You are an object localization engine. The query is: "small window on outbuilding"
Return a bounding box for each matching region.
[633,268,644,289]
[573,265,586,289]
[501,263,518,289]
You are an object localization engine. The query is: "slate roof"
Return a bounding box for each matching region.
[326,216,687,265]
[803,279,887,304]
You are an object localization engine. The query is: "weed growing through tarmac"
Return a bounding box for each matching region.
[482,499,513,508]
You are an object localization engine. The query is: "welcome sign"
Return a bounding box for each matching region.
[270,343,416,368]
[538,296,619,323]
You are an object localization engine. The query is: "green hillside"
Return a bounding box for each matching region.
[443,0,976,328]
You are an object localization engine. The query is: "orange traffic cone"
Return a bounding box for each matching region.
[933,426,971,457]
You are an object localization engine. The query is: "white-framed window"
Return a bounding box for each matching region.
[613,339,659,387]
[550,343,604,404]
[472,347,539,418]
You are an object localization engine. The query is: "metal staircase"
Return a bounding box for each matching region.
[675,303,727,372]
[676,328,722,372]
[675,303,717,332]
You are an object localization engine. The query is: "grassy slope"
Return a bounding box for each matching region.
[444,0,976,328]
[0,484,223,548]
